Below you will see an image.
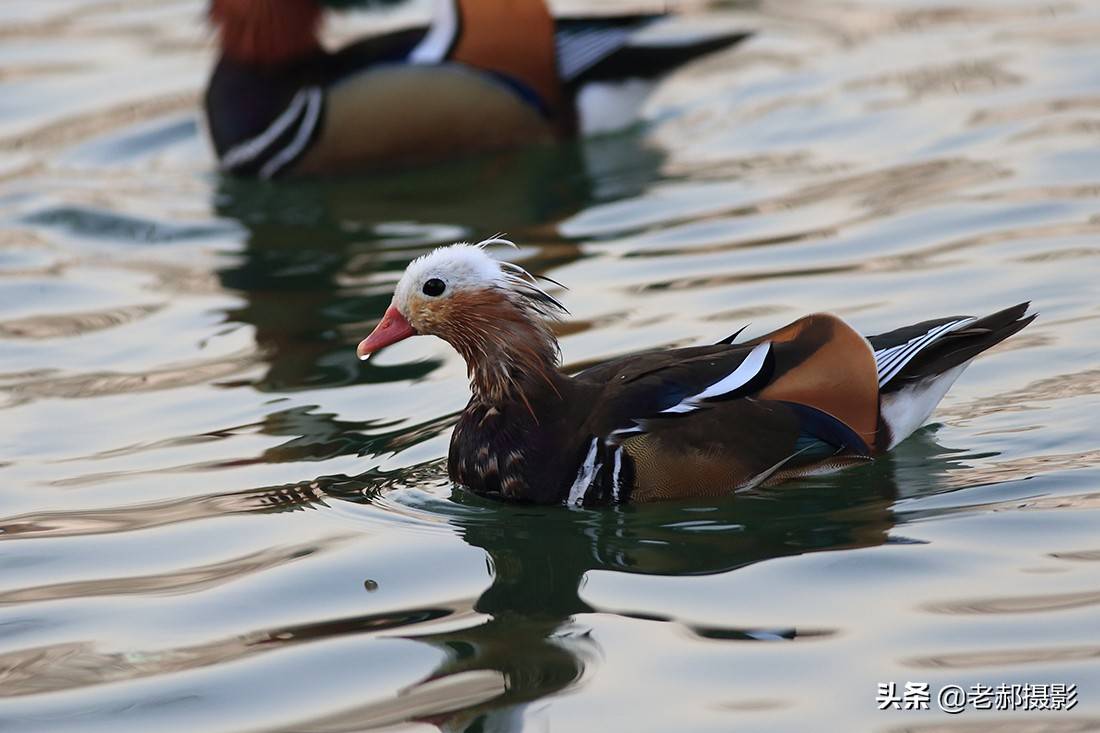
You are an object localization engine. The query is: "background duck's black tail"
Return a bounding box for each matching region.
[869,303,1035,450]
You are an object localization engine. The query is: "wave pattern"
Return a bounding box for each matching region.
[1,0,1099,731]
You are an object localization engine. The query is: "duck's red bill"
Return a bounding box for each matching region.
[357,305,417,360]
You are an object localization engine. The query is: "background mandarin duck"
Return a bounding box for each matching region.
[204,0,751,178]
[356,242,1036,504]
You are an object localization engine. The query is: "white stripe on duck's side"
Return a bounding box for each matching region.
[874,318,976,387]
[566,440,628,505]
[259,88,323,179]
[611,446,624,502]
[603,341,772,440]
[220,87,323,178]
[567,437,601,505]
[734,443,815,493]
[661,341,772,414]
[221,88,309,170]
[608,422,643,440]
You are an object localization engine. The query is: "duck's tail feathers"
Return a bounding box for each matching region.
[873,302,1035,450]
[563,27,752,87]
[873,302,1035,393]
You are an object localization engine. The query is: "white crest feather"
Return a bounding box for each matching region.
[392,240,568,319]
[476,235,518,250]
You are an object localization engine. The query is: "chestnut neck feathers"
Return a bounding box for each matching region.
[447,288,562,407]
[210,0,323,66]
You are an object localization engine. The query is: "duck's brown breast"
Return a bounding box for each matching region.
[449,398,583,504]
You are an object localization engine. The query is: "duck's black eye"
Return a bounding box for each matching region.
[422,278,446,297]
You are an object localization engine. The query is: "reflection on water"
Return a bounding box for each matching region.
[385,449,905,727]
[0,427,1014,728]
[212,136,657,394]
[2,0,1100,730]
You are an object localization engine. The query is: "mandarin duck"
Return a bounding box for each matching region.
[204,0,750,178]
[356,242,1034,504]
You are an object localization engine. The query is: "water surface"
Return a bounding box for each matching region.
[2,1,1099,731]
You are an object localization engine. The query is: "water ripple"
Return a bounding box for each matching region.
[924,589,1100,616]
[906,644,1100,670]
[2,0,1100,729]
[0,604,478,699]
[0,303,162,339]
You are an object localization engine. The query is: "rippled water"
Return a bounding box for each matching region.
[2,1,1100,730]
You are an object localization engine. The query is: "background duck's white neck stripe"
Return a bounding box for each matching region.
[259,88,322,179]
[221,89,310,170]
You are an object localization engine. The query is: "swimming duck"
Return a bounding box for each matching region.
[355,242,1034,504]
[204,0,750,178]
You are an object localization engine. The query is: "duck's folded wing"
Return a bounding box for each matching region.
[575,314,881,501]
[606,399,872,502]
[588,314,879,444]
[586,341,779,436]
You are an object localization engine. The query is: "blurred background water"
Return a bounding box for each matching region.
[2,0,1099,731]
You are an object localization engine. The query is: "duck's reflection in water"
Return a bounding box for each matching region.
[309,430,959,732]
[0,421,964,728]
[212,135,662,395]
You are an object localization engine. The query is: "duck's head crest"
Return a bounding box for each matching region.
[357,239,567,366]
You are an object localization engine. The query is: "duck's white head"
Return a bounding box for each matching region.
[356,241,566,393]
